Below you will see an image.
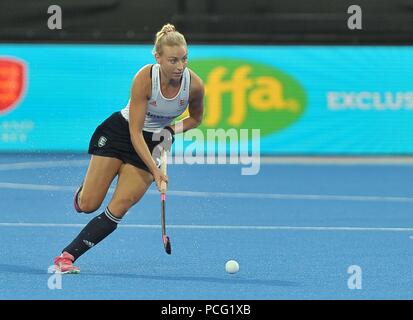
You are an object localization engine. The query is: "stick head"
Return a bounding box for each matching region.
[163,235,172,255]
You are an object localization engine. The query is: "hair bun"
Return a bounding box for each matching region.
[161,24,176,34]
[153,23,186,55]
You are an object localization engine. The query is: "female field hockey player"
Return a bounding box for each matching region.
[53,23,204,273]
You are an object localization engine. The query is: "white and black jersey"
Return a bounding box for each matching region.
[120,64,190,133]
[88,64,189,172]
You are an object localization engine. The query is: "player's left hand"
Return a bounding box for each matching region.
[159,126,175,151]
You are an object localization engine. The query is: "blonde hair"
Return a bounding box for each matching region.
[153,23,187,56]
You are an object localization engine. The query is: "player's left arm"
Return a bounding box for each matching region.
[170,71,204,134]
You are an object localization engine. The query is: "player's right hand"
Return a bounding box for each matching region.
[153,168,168,193]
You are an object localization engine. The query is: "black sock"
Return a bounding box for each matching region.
[63,207,121,261]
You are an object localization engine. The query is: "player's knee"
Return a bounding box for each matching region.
[111,197,137,215]
[78,195,101,213]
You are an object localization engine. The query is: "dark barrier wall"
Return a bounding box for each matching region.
[1,0,413,44]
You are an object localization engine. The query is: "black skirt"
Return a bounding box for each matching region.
[88,112,161,173]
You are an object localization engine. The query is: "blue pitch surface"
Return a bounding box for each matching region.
[1,153,413,300]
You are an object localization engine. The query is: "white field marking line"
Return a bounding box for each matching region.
[258,156,413,165]
[1,157,413,171]
[0,160,89,171]
[0,182,80,192]
[162,190,413,203]
[0,222,412,232]
[170,156,413,165]
[1,181,413,203]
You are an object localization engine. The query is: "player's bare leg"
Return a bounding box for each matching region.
[75,155,123,213]
[55,162,153,273]
[107,163,154,218]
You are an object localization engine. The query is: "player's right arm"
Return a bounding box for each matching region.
[128,65,167,189]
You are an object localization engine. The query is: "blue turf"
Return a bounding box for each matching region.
[1,154,413,299]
